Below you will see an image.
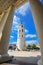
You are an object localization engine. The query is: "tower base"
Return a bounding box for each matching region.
[16,47,27,51]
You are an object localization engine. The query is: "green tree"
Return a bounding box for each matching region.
[27,45,32,49]
[32,44,36,49]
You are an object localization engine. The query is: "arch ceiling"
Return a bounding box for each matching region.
[0,0,28,14]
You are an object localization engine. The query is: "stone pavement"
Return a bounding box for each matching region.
[0,59,37,65]
[0,50,41,65]
[8,50,41,64]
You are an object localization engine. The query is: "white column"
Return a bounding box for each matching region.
[0,6,14,62]
[29,0,43,65]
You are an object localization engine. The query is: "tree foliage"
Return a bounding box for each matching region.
[27,44,39,50]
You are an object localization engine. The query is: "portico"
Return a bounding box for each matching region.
[0,0,43,65]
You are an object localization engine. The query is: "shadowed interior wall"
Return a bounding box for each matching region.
[29,0,43,65]
[0,6,14,55]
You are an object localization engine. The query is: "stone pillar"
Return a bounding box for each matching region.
[29,0,43,65]
[0,9,11,40]
[0,5,14,62]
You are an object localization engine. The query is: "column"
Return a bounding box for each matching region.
[0,5,14,62]
[29,0,43,65]
[0,9,11,40]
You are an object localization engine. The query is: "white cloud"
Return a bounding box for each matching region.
[12,15,20,31]
[40,0,42,2]
[10,36,14,38]
[40,0,43,3]
[15,2,30,16]
[12,3,30,32]
[26,34,37,38]
[12,42,17,44]
[26,40,38,45]
[13,15,20,24]
[25,29,28,33]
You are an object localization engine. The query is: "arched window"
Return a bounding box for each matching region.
[22,25,23,27]
[22,29,23,32]
[19,30,21,32]
[22,35,23,37]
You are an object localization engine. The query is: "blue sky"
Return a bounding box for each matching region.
[9,1,43,45]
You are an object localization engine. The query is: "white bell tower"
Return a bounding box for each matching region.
[17,23,26,51]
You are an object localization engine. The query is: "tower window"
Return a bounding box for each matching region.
[19,30,21,32]
[22,35,23,37]
[22,25,23,27]
[22,29,23,32]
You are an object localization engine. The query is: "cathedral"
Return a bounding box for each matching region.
[17,23,26,51]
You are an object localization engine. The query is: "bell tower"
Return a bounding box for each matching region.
[17,22,26,51]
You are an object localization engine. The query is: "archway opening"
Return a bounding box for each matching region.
[9,2,39,48]
[9,2,41,64]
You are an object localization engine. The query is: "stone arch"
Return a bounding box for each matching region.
[0,0,43,64]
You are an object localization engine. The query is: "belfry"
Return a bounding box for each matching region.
[17,23,26,51]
